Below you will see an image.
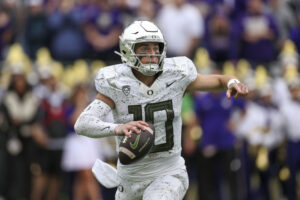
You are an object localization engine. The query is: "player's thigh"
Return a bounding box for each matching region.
[143,169,189,200]
[115,178,151,200]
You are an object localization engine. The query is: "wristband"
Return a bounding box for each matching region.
[114,124,122,136]
[227,79,240,89]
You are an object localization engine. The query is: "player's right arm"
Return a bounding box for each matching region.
[74,92,148,138]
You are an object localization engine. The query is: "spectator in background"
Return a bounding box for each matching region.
[234,0,279,69]
[232,0,249,19]
[135,0,157,21]
[0,94,5,199]
[24,0,49,59]
[232,77,259,200]
[236,82,286,200]
[82,0,123,64]
[202,0,236,18]
[186,90,246,200]
[47,0,86,63]
[204,8,235,68]
[289,11,300,54]
[253,85,285,200]
[267,0,296,42]
[31,72,69,200]
[156,0,204,58]
[0,67,40,200]
[61,84,103,200]
[280,80,300,200]
[0,8,13,61]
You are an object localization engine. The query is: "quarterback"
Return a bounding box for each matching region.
[75,21,248,200]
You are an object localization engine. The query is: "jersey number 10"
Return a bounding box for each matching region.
[128,100,174,153]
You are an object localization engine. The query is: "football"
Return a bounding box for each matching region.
[118,122,155,165]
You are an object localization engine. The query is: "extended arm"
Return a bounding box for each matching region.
[186,74,248,98]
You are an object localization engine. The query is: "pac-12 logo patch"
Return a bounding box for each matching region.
[122,85,130,96]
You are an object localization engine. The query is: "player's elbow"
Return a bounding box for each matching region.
[74,116,85,136]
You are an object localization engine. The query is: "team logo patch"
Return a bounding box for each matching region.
[122,85,130,96]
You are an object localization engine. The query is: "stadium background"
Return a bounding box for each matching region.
[0,0,300,199]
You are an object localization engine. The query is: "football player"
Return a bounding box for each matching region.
[74,21,248,200]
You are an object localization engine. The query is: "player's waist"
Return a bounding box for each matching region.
[117,154,185,181]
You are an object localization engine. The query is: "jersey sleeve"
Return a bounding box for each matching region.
[185,57,198,85]
[94,67,118,100]
[175,57,198,89]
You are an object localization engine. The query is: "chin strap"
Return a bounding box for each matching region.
[114,51,122,57]
[114,50,162,76]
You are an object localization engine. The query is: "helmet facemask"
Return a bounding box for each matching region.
[115,21,167,76]
[132,42,165,76]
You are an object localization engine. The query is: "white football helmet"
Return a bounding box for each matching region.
[115,21,167,76]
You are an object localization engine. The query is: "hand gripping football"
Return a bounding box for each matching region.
[118,122,155,165]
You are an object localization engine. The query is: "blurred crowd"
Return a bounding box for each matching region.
[0,0,300,199]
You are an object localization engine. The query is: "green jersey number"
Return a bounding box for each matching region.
[128,100,174,153]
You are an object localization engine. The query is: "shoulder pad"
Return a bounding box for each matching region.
[96,65,119,80]
[164,56,193,72]
[164,56,197,81]
[163,56,197,86]
[95,64,123,97]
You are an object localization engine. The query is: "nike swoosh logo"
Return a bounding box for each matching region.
[100,126,110,131]
[166,81,176,88]
[130,134,140,149]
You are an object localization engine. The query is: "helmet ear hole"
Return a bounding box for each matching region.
[158,43,165,54]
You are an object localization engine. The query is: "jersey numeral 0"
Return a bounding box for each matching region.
[128,100,174,153]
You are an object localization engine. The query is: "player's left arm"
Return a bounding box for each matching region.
[186,74,249,99]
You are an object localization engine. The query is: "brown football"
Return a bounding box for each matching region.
[118,122,155,165]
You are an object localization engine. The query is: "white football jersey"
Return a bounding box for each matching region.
[95,56,197,180]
